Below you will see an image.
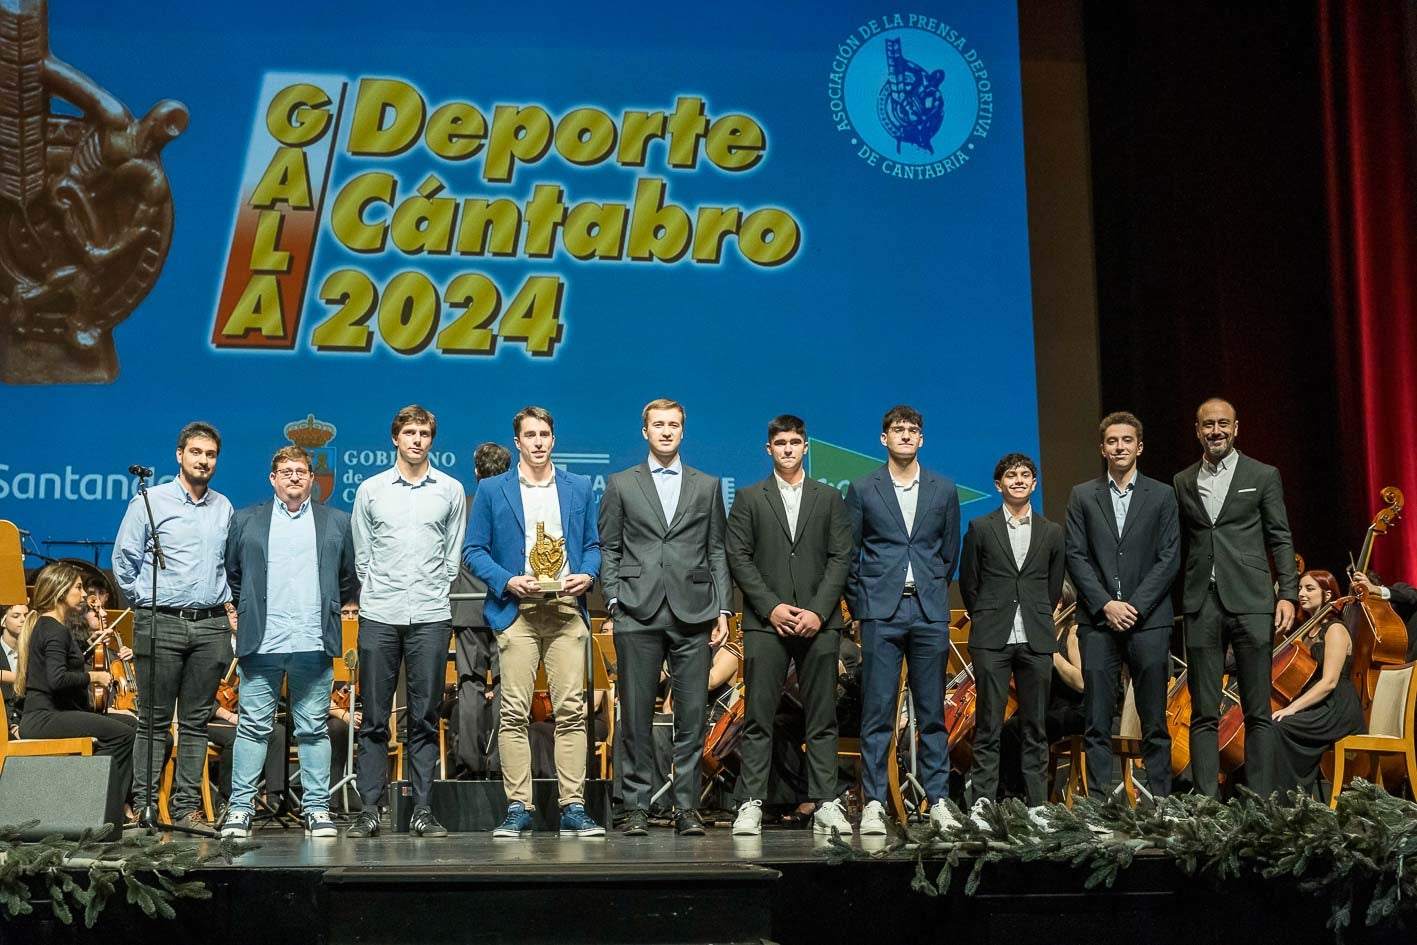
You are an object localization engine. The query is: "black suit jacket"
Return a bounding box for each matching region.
[599,462,732,624]
[1173,453,1297,615]
[959,507,1066,653]
[725,475,853,632]
[1064,472,1181,631]
[0,643,19,726]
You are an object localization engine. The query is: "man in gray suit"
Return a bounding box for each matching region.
[1174,398,1297,798]
[726,415,854,836]
[220,445,359,838]
[599,398,731,836]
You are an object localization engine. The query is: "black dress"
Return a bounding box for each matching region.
[1273,622,1366,793]
[19,616,136,817]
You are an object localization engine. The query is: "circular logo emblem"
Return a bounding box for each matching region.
[828,15,993,180]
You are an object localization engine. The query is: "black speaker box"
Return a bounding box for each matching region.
[0,756,119,839]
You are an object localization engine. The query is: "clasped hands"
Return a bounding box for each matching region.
[505,573,594,597]
[769,603,823,638]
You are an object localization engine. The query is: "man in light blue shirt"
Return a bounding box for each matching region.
[347,405,465,838]
[220,446,359,839]
[112,421,235,829]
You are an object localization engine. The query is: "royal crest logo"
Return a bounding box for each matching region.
[0,0,187,384]
[285,413,337,503]
[828,13,994,181]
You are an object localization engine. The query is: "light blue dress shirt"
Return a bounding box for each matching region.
[112,478,233,607]
[352,466,466,625]
[649,454,682,523]
[263,497,321,653]
[1109,475,1135,535]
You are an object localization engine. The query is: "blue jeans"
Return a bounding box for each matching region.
[228,651,334,815]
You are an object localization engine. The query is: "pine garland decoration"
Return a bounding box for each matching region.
[822,779,1417,938]
[0,821,256,926]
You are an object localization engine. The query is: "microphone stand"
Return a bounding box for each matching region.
[134,472,216,838]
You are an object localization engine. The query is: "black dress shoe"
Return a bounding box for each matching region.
[675,809,706,836]
[622,808,650,836]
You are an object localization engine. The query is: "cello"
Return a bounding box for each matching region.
[1346,487,1406,708]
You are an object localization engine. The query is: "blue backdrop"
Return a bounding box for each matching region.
[0,0,1036,555]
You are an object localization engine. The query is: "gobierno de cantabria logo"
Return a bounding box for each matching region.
[828,13,994,181]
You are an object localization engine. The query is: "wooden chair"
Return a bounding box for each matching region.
[156,728,218,822]
[1111,680,1146,807]
[0,700,92,775]
[1048,735,1086,807]
[1330,660,1417,808]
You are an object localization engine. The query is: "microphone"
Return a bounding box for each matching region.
[128,464,154,477]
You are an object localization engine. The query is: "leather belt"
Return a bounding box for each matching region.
[155,605,227,621]
[901,584,917,598]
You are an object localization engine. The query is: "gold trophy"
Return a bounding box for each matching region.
[529,522,567,595]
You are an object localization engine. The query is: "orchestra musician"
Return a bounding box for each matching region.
[959,453,1066,825]
[1174,398,1297,798]
[348,405,466,839]
[599,398,732,837]
[0,602,27,736]
[14,562,135,822]
[1064,411,1180,798]
[1272,570,1365,796]
[846,405,961,836]
[112,421,235,829]
[725,414,854,837]
[464,406,605,839]
[220,445,359,839]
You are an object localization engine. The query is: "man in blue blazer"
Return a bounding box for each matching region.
[1065,411,1180,799]
[463,406,605,838]
[846,405,961,836]
[220,446,358,839]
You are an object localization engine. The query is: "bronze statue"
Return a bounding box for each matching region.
[0,0,187,384]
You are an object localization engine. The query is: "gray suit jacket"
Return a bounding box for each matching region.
[1064,472,1180,631]
[1173,453,1297,616]
[226,499,360,658]
[598,461,731,625]
[725,475,853,632]
[959,507,1066,652]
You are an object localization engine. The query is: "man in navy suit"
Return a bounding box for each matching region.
[1064,412,1180,799]
[464,406,605,838]
[220,446,359,839]
[846,405,961,836]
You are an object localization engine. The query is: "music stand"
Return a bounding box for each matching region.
[330,618,360,813]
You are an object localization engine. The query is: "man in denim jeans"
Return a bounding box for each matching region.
[219,445,359,839]
[113,421,235,829]
[348,405,466,838]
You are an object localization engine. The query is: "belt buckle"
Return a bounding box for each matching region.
[902,584,917,598]
[179,607,199,620]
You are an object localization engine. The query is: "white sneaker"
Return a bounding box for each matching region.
[1025,805,1051,831]
[928,799,961,833]
[732,799,763,836]
[812,798,852,835]
[968,797,992,830]
[859,799,890,836]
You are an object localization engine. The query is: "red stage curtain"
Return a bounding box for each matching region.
[1320,0,1417,579]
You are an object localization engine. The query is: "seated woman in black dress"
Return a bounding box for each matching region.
[1273,569,1365,797]
[14,562,135,821]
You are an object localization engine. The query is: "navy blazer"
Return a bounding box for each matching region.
[225,499,359,658]
[1064,472,1180,631]
[462,467,601,633]
[845,465,960,623]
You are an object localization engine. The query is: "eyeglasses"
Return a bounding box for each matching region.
[274,469,310,481]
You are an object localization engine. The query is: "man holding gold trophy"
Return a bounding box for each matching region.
[463,406,605,838]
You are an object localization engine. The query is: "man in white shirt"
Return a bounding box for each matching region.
[348,405,465,838]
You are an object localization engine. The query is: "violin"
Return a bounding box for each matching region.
[215,656,240,712]
[701,640,747,779]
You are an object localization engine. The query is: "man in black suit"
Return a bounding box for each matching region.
[1174,398,1297,798]
[959,453,1066,819]
[599,398,731,836]
[1065,412,1180,798]
[725,415,854,836]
